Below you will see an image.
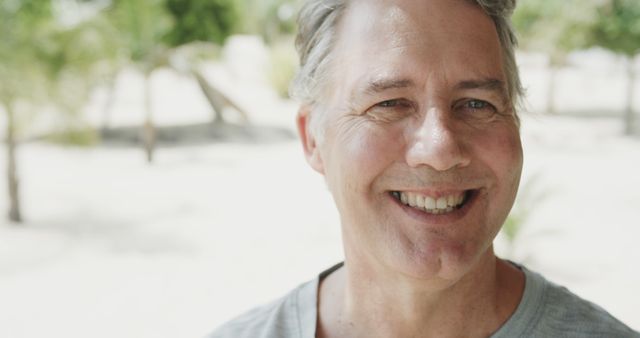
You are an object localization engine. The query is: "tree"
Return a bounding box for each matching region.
[163,0,248,124]
[0,0,51,223]
[106,0,173,162]
[164,0,239,46]
[587,0,640,135]
[513,0,595,114]
[237,0,298,43]
[1,0,110,223]
[106,0,247,161]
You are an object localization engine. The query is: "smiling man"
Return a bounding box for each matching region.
[209,0,638,337]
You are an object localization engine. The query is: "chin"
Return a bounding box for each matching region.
[387,236,493,283]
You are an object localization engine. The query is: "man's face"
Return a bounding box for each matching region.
[299,0,522,281]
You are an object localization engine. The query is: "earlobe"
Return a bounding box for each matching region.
[296,106,325,174]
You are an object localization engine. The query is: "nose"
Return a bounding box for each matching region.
[405,107,471,171]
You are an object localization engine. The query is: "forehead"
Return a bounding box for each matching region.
[327,0,505,103]
[340,0,498,48]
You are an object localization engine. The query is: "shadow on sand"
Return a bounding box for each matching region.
[99,122,297,148]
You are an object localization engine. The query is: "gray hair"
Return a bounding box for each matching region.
[290,0,524,112]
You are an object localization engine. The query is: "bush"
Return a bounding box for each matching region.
[46,126,99,147]
[164,0,240,46]
[268,38,297,98]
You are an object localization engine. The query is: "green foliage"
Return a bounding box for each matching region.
[43,20,121,112]
[501,173,549,245]
[0,0,52,103]
[45,126,99,147]
[514,0,640,58]
[237,0,299,42]
[107,0,173,70]
[513,0,595,61]
[502,211,526,244]
[0,0,107,113]
[588,0,640,56]
[268,39,297,98]
[164,0,240,46]
[0,0,112,222]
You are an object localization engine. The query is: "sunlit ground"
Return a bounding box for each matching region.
[0,42,639,337]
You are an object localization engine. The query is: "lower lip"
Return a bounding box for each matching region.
[389,190,478,226]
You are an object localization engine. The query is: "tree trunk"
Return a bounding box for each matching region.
[5,102,22,223]
[192,69,249,124]
[624,56,637,135]
[100,76,117,137]
[546,60,557,115]
[142,73,155,163]
[193,70,225,124]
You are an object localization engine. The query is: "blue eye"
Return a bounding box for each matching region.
[375,98,414,109]
[378,99,402,108]
[367,98,415,122]
[454,99,500,121]
[466,100,490,109]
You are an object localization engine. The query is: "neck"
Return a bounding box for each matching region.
[317,250,524,338]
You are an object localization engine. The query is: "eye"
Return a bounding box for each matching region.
[366,98,415,122]
[454,98,499,120]
[377,99,408,108]
[466,99,490,110]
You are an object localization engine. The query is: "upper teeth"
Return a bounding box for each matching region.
[395,191,466,214]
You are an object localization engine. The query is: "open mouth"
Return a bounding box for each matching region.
[390,190,474,215]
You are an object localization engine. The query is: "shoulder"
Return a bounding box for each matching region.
[522,268,638,337]
[206,278,318,338]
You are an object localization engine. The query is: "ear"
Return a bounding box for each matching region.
[296,105,325,174]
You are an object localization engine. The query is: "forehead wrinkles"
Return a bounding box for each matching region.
[374,3,412,48]
[325,0,506,113]
[337,0,414,51]
[340,0,498,47]
[327,1,415,109]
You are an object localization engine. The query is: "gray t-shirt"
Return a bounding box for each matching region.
[209,263,639,338]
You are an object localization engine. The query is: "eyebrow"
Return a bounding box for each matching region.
[364,78,415,96]
[353,77,509,102]
[454,78,508,99]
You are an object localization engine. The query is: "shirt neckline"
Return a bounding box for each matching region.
[301,261,543,338]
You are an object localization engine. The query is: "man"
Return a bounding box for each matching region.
[210,0,639,337]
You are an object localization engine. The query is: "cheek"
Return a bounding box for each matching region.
[501,130,524,184]
[349,124,405,172]
[324,123,405,195]
[479,127,523,205]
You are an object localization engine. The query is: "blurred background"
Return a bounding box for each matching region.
[0,0,638,337]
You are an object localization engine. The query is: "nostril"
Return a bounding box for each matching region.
[405,146,471,171]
